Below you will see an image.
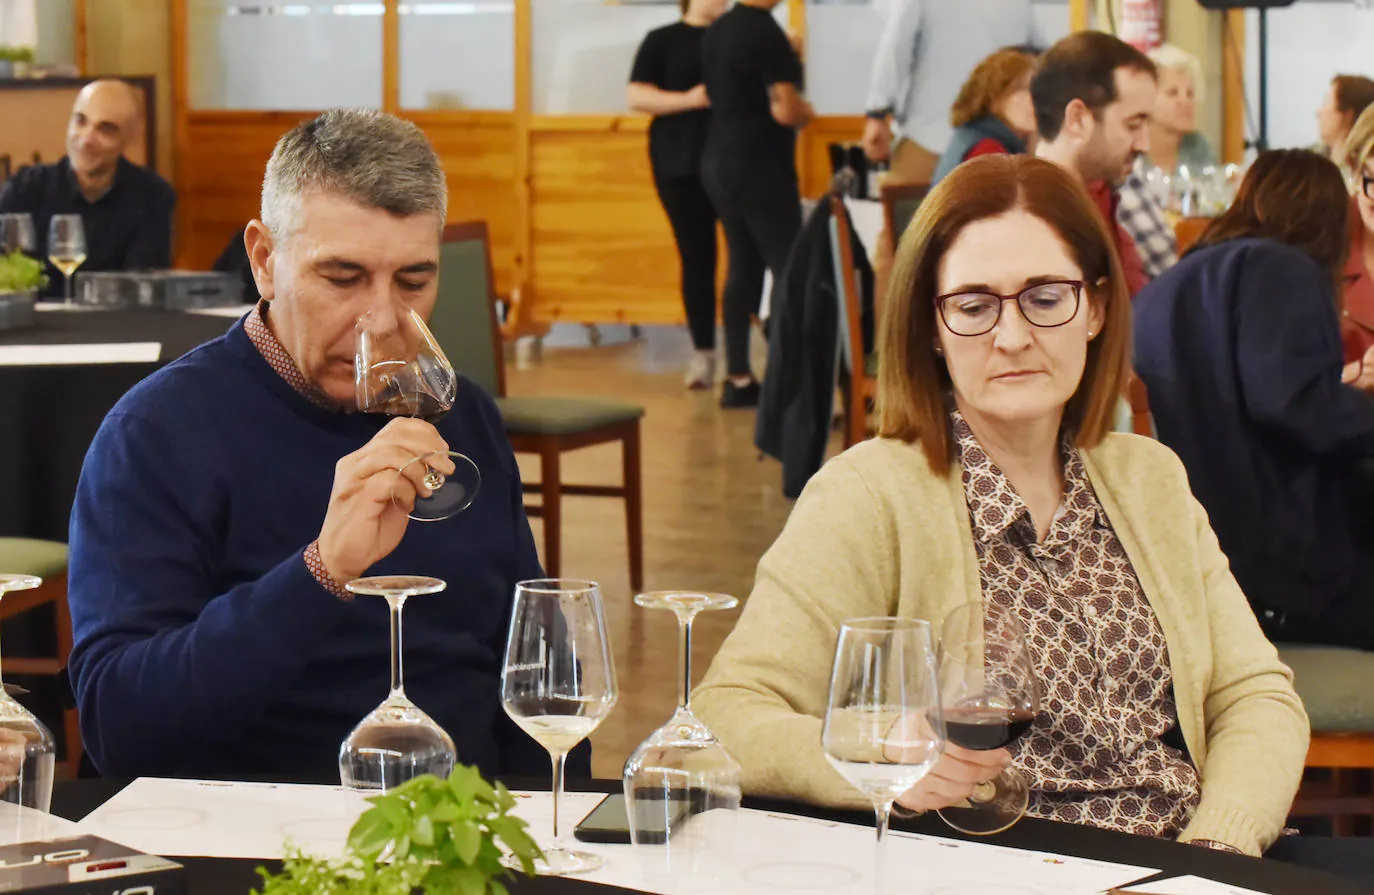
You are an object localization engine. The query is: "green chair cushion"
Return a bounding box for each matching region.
[1278,644,1374,733]
[497,396,644,436]
[0,538,69,581]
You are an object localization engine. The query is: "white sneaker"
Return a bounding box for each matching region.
[684,351,716,390]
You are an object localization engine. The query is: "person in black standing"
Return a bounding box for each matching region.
[629,0,729,391]
[701,0,813,408]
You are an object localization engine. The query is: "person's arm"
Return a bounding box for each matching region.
[1234,249,1374,458]
[122,180,175,269]
[67,410,350,776]
[769,83,814,129]
[1173,471,1309,856]
[0,167,36,213]
[763,23,812,130]
[627,83,709,117]
[864,0,922,122]
[692,455,897,809]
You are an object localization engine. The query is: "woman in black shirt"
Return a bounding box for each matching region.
[701,0,812,407]
[629,0,728,391]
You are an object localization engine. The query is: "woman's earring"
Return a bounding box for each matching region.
[1087,330,1096,339]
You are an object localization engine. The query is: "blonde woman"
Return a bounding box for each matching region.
[1144,44,1214,175]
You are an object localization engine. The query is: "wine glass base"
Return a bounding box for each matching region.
[935,771,1029,836]
[396,451,481,523]
[504,847,604,876]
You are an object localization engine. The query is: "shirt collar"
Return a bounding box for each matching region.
[243,300,343,411]
[952,408,1102,549]
[60,156,126,206]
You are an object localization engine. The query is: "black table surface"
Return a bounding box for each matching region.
[48,779,1374,895]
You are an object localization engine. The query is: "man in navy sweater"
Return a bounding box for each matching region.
[67,109,564,781]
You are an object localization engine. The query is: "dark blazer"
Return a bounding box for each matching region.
[1133,237,1374,620]
[756,200,873,499]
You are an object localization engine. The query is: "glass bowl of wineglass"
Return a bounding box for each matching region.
[934,600,1039,836]
[355,307,481,522]
[0,574,56,814]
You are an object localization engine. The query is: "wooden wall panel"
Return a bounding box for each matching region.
[527,116,681,325]
[799,115,864,198]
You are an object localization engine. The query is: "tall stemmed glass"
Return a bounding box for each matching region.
[355,307,481,522]
[338,575,456,792]
[623,592,742,882]
[0,214,35,256]
[822,618,944,858]
[47,215,86,304]
[0,575,56,814]
[935,600,1039,836]
[501,580,618,876]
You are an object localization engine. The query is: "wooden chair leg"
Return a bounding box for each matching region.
[53,578,82,778]
[622,422,644,592]
[539,443,562,578]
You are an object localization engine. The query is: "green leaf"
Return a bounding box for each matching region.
[348,810,393,858]
[411,814,435,848]
[450,819,482,866]
[490,880,510,895]
[429,799,461,823]
[377,794,409,828]
[392,833,412,862]
[448,765,481,804]
[493,783,516,813]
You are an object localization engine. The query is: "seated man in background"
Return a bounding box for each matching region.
[67,109,556,781]
[1031,31,1155,296]
[0,80,175,297]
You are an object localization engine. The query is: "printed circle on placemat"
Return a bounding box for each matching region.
[740,862,862,890]
[98,807,209,830]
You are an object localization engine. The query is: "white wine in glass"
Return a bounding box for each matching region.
[47,215,86,304]
[501,579,618,876]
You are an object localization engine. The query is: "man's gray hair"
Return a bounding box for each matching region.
[260,108,447,239]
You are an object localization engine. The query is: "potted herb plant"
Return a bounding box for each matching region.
[0,46,34,79]
[254,766,544,895]
[0,249,45,330]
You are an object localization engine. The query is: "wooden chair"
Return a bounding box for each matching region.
[829,194,878,449]
[1174,216,1211,255]
[429,223,646,590]
[0,538,81,777]
[1127,374,1154,438]
[879,181,932,247]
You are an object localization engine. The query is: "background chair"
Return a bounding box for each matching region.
[0,537,81,777]
[880,181,932,248]
[429,223,645,590]
[829,194,877,449]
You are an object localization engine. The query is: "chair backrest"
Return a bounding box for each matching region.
[430,222,506,399]
[880,181,932,245]
[1128,373,1154,438]
[828,194,868,386]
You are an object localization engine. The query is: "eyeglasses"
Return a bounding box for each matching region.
[1362,175,1374,202]
[935,280,1083,337]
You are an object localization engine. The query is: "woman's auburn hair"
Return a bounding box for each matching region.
[875,154,1133,473]
[950,49,1037,129]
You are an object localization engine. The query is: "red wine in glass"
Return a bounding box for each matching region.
[942,704,1035,751]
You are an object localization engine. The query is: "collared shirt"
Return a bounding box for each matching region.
[953,410,1202,838]
[1341,198,1374,366]
[243,301,350,598]
[865,0,1040,153]
[1117,161,1178,281]
[0,156,175,298]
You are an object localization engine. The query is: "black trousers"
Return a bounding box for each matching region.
[653,172,719,352]
[702,162,802,378]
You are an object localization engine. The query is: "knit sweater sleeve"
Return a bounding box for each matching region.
[693,453,898,810]
[67,409,349,777]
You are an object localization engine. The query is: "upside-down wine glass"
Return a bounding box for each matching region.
[0,575,56,814]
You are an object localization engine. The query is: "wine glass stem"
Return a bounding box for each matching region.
[550,750,569,849]
[387,594,408,699]
[677,614,694,713]
[64,272,72,304]
[874,798,893,843]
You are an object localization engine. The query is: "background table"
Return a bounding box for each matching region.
[48,779,1374,895]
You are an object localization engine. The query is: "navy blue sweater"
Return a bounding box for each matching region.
[1134,238,1374,619]
[68,319,562,780]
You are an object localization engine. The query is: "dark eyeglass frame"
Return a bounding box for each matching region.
[1363,175,1374,202]
[934,280,1085,338]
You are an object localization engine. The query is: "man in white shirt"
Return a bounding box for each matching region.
[862,0,1042,184]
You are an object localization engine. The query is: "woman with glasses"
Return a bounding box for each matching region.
[1135,149,1374,651]
[1342,106,1374,372]
[694,154,1306,856]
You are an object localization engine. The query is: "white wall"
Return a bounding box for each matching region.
[34,0,74,66]
[1243,1,1374,150]
[400,1,515,110]
[532,0,677,115]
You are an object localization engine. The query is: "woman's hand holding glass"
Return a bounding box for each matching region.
[894,743,1011,815]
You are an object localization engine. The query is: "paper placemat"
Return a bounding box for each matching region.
[0,342,161,365]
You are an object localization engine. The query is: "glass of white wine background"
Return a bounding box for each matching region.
[47,215,86,305]
[500,579,618,876]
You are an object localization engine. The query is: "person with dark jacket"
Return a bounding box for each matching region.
[1134,149,1374,648]
[629,0,728,390]
[755,198,872,498]
[932,48,1037,185]
[701,0,813,408]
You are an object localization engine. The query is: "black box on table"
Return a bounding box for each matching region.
[0,835,185,895]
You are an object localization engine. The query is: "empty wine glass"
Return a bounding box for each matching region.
[623,592,742,883]
[823,617,944,861]
[338,575,456,792]
[935,600,1039,836]
[0,214,35,256]
[355,307,480,522]
[47,215,86,305]
[501,580,618,876]
[0,575,56,814]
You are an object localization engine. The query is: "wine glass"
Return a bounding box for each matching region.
[935,600,1039,836]
[501,579,618,876]
[0,575,56,814]
[0,214,35,256]
[623,592,742,883]
[355,307,481,522]
[822,617,944,857]
[47,215,86,305]
[338,575,456,792]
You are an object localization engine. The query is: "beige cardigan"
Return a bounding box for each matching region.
[693,434,1309,856]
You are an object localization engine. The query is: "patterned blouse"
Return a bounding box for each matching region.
[952,410,1202,837]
